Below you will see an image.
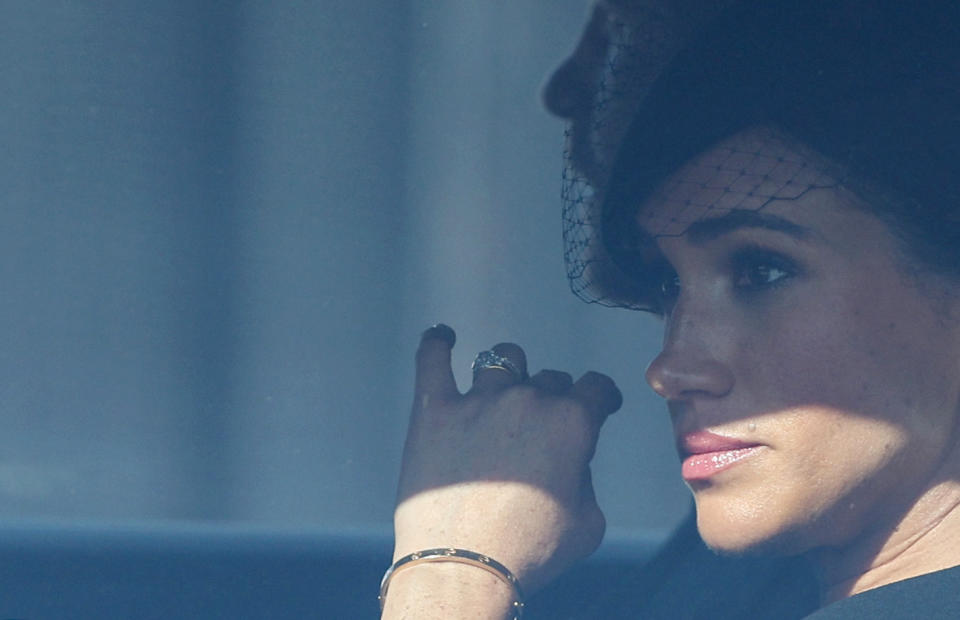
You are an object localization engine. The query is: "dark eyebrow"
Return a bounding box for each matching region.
[683,209,812,244]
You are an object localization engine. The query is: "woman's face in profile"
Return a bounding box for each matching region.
[641,128,960,556]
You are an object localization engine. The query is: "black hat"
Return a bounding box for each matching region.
[564,0,960,310]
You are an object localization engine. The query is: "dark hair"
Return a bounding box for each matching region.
[601,0,960,296]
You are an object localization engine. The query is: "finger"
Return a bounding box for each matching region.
[528,369,574,395]
[414,324,460,403]
[470,342,528,394]
[570,371,623,422]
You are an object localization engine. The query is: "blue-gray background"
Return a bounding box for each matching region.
[0,1,688,539]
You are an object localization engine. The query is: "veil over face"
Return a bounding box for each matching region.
[544,0,733,309]
[640,126,960,561]
[546,0,960,312]
[545,0,960,599]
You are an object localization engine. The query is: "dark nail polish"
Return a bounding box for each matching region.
[422,323,456,347]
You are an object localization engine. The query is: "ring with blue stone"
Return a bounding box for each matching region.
[471,350,525,382]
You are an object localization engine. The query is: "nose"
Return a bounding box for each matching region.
[644,306,735,401]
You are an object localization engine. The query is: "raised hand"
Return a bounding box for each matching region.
[391,324,622,603]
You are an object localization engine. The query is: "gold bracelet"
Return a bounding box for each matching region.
[378,548,525,619]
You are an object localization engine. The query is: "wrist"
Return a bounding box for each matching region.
[380,549,524,620]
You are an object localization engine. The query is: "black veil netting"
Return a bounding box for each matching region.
[559,0,960,313]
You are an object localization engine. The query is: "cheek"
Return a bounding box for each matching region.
[736,278,947,427]
[737,282,958,491]
[735,302,873,415]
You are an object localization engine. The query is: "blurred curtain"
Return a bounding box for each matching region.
[0,0,688,535]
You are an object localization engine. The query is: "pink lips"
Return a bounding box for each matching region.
[678,430,762,482]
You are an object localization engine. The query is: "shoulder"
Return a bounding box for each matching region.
[805,565,960,620]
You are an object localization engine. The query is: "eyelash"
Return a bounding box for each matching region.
[654,246,799,313]
[730,247,798,293]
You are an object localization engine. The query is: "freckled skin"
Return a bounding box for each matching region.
[642,129,960,565]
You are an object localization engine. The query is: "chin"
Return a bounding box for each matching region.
[694,499,817,559]
[700,527,811,559]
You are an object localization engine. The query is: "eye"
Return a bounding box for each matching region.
[654,268,681,313]
[661,272,681,299]
[731,248,797,291]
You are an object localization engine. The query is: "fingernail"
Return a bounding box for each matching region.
[422,323,456,347]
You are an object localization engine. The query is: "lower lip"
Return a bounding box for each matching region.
[681,446,761,481]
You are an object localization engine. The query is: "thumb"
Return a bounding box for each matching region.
[414,324,460,405]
